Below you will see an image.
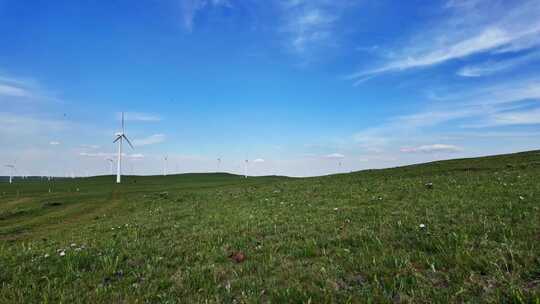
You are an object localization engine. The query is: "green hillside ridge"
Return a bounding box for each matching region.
[0,150,539,303]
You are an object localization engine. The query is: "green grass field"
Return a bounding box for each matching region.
[1,151,539,303]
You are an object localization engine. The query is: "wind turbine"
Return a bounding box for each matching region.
[244,159,249,178]
[113,112,134,184]
[217,157,221,172]
[4,164,15,184]
[106,158,114,175]
[163,156,168,176]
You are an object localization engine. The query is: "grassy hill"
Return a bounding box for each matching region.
[0,151,539,303]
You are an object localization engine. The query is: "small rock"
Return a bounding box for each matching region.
[229,251,246,263]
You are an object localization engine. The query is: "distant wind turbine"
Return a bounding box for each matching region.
[113,112,134,184]
[107,158,114,175]
[244,159,249,178]
[4,164,15,184]
[163,156,168,176]
[217,157,221,172]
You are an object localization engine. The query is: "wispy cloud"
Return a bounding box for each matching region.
[457,51,540,77]
[352,77,540,151]
[0,112,67,137]
[284,8,335,53]
[279,1,354,54]
[400,144,463,153]
[49,141,60,146]
[324,153,344,159]
[484,108,540,126]
[347,0,540,81]
[129,153,145,159]
[0,72,63,105]
[79,152,112,158]
[133,134,166,146]
[252,158,265,163]
[79,152,144,159]
[122,112,162,122]
[0,83,30,97]
[179,0,232,32]
[80,144,100,149]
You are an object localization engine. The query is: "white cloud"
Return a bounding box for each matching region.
[79,152,144,159]
[457,51,540,77]
[347,0,540,81]
[400,144,463,153]
[49,141,60,146]
[129,153,145,159]
[279,1,354,54]
[349,77,540,157]
[180,0,232,32]
[133,134,166,146]
[0,73,58,103]
[79,152,113,158]
[80,144,100,149]
[0,83,29,97]
[489,108,540,126]
[122,112,161,122]
[252,158,265,163]
[0,112,67,137]
[325,153,344,159]
[286,8,335,53]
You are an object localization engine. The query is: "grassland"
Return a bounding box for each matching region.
[1,151,539,303]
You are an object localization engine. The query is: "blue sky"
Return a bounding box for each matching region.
[1,0,540,177]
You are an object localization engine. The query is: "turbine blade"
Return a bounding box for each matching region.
[113,136,121,143]
[124,135,134,149]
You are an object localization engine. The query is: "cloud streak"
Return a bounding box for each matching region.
[324,153,344,159]
[0,83,30,97]
[400,144,463,153]
[133,134,166,146]
[122,112,162,122]
[279,0,354,54]
[457,51,540,77]
[179,0,232,32]
[347,0,540,81]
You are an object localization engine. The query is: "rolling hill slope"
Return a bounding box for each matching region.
[0,151,539,303]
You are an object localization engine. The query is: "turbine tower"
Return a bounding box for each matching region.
[244,159,248,178]
[4,164,15,184]
[163,156,168,176]
[217,157,221,172]
[107,158,114,175]
[113,112,134,184]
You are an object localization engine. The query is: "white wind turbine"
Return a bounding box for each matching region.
[4,164,15,184]
[163,156,168,176]
[217,157,221,172]
[106,158,114,175]
[113,112,134,184]
[244,159,249,178]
